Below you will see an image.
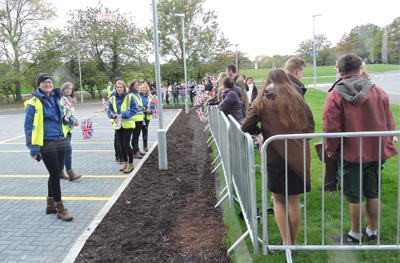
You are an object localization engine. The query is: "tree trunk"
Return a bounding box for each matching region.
[15,80,23,102]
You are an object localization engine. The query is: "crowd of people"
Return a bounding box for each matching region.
[24,54,397,248]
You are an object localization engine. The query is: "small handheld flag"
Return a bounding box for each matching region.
[102,98,108,111]
[115,114,122,129]
[196,108,207,122]
[81,118,94,140]
[62,97,72,118]
[252,133,264,154]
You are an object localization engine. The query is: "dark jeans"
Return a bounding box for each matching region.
[141,118,150,149]
[165,93,169,105]
[189,88,194,103]
[114,131,123,159]
[131,121,143,153]
[41,139,66,202]
[116,127,134,163]
[63,132,72,171]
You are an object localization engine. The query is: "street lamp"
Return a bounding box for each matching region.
[235,44,239,73]
[312,14,322,89]
[78,48,83,103]
[152,0,168,169]
[174,13,189,114]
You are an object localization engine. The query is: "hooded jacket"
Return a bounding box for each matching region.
[218,86,244,123]
[323,73,397,163]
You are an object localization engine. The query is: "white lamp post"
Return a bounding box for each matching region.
[174,13,189,114]
[235,44,239,73]
[78,48,83,103]
[312,14,322,89]
[152,0,168,169]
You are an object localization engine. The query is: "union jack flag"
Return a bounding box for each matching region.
[193,94,203,106]
[102,98,108,111]
[150,95,158,107]
[81,118,94,140]
[152,108,158,119]
[252,133,264,154]
[208,105,217,110]
[196,108,207,122]
[62,97,72,118]
[115,114,122,129]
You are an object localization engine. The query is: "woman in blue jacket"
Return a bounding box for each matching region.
[24,73,73,221]
[140,82,156,152]
[107,80,137,173]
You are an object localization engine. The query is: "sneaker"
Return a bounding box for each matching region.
[134,152,143,159]
[143,147,149,152]
[362,228,378,241]
[139,150,146,156]
[330,234,363,244]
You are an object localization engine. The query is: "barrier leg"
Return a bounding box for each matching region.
[227,230,249,254]
[211,162,222,174]
[215,192,228,208]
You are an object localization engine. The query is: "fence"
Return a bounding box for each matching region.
[260,131,400,262]
[206,106,400,261]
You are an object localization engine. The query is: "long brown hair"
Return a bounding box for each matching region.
[61,82,77,105]
[253,69,310,129]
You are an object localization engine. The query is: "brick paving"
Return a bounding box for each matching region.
[0,104,180,262]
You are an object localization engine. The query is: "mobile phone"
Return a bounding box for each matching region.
[36,155,42,162]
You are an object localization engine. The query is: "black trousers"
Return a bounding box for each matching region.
[131,121,143,153]
[41,139,66,202]
[114,131,123,159]
[116,127,134,163]
[141,118,150,148]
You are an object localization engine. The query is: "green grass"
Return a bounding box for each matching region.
[215,88,400,262]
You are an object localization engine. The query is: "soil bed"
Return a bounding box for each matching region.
[75,108,231,262]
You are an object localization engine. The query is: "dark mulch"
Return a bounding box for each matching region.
[75,108,232,263]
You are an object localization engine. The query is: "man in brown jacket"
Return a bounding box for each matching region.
[226,64,249,115]
[284,56,307,98]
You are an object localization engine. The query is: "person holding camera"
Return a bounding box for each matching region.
[24,73,73,221]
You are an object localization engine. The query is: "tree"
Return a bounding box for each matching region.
[296,34,333,65]
[335,33,355,57]
[387,17,400,64]
[0,0,56,102]
[349,23,381,63]
[153,0,230,66]
[64,3,150,84]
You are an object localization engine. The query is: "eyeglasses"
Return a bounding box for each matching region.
[41,81,53,85]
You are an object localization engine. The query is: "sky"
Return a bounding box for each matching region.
[46,0,400,60]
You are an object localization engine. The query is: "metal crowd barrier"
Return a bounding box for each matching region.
[207,107,233,208]
[260,131,400,262]
[227,115,259,254]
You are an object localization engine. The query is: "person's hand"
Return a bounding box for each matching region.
[111,113,116,118]
[64,116,70,122]
[147,110,151,114]
[32,154,41,160]
[73,120,79,126]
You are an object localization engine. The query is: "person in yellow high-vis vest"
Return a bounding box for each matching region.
[128,80,146,159]
[60,82,81,181]
[24,73,73,221]
[107,80,137,173]
[140,82,156,152]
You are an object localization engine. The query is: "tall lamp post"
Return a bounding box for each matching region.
[78,48,83,103]
[312,14,322,89]
[174,13,189,114]
[235,44,239,73]
[152,0,168,169]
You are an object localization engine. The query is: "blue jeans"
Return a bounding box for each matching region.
[63,132,72,171]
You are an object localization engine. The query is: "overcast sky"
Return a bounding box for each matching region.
[47,0,399,60]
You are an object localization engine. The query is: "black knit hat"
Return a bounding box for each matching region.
[37,73,53,87]
[114,77,123,85]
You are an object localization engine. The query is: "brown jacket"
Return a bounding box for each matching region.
[241,92,315,187]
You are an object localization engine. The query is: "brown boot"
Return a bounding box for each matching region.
[67,169,81,181]
[60,169,69,180]
[119,162,128,172]
[56,201,73,221]
[123,163,134,173]
[46,197,57,214]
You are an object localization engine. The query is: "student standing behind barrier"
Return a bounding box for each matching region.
[140,82,155,152]
[323,53,398,244]
[172,81,180,106]
[284,56,307,98]
[241,69,315,246]
[24,73,73,221]
[129,80,146,159]
[108,80,137,173]
[226,64,250,115]
[218,76,245,123]
[60,82,81,181]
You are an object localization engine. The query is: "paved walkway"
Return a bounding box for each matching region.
[0,104,180,262]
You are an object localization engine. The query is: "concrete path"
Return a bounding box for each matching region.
[0,104,180,262]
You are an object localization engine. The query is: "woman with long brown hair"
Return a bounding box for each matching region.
[241,69,315,246]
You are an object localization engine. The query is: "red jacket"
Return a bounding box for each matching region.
[323,74,397,163]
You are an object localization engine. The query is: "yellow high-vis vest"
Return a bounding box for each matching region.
[132,92,144,122]
[110,94,135,129]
